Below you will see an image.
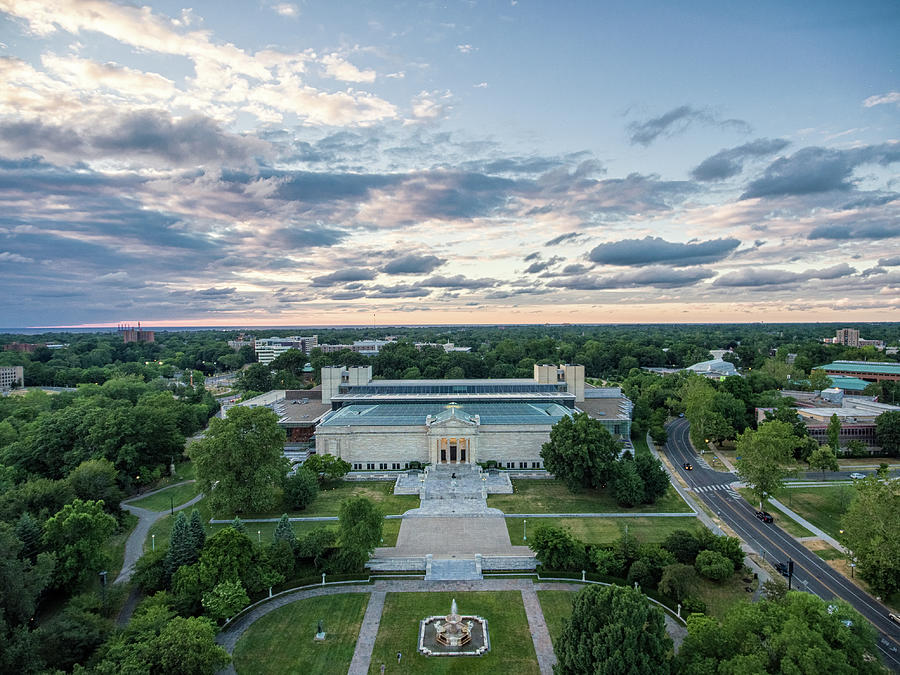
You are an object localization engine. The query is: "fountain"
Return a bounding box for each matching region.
[418,598,490,657]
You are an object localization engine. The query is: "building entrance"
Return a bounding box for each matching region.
[437,437,470,464]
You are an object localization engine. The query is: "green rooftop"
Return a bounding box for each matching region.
[825,376,870,391]
[319,401,575,427]
[815,361,900,376]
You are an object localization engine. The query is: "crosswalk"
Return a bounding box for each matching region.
[691,483,741,499]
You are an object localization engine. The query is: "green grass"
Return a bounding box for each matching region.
[367,591,539,674]
[736,489,815,538]
[505,516,702,546]
[233,593,369,675]
[631,435,651,457]
[536,590,573,647]
[692,572,756,620]
[487,480,692,514]
[215,481,419,520]
[814,548,847,562]
[130,481,198,512]
[771,485,856,540]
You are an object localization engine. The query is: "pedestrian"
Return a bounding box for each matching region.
[397,651,402,664]
[380,664,385,675]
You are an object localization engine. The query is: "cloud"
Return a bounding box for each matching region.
[418,274,498,289]
[879,256,900,267]
[381,254,446,275]
[310,268,378,286]
[271,3,299,18]
[712,263,856,287]
[628,105,751,146]
[0,251,34,263]
[365,283,431,298]
[587,236,740,267]
[410,90,453,120]
[474,82,488,88]
[545,232,581,246]
[321,53,376,83]
[863,91,900,108]
[807,220,900,240]
[691,138,790,181]
[456,44,477,54]
[523,252,541,262]
[271,226,346,248]
[524,256,563,274]
[548,266,714,290]
[741,143,900,199]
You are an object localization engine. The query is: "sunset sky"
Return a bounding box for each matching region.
[0,0,898,328]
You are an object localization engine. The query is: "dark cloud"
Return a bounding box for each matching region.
[691,138,790,181]
[807,220,900,240]
[879,256,900,267]
[271,226,346,248]
[628,105,751,146]
[0,111,268,166]
[523,252,542,262]
[560,263,591,275]
[310,268,378,286]
[524,256,563,274]
[365,283,431,298]
[741,144,900,199]
[418,274,498,289]
[526,205,554,216]
[545,232,581,246]
[381,254,446,275]
[548,266,714,290]
[712,263,856,287]
[587,236,740,267]
[274,171,400,203]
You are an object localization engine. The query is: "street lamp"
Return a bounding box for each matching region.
[151,534,155,551]
[170,494,174,515]
[523,519,527,542]
[257,530,261,544]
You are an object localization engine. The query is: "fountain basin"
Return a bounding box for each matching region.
[418,615,490,656]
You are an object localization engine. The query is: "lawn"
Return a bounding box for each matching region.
[771,485,857,540]
[487,480,692,514]
[736,489,815,538]
[536,590,573,647]
[692,572,755,620]
[367,591,539,674]
[232,593,369,675]
[631,435,651,457]
[130,481,198,512]
[215,481,419,520]
[505,516,702,547]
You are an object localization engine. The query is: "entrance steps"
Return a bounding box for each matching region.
[367,553,537,575]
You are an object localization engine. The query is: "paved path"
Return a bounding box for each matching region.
[521,585,556,674]
[117,480,202,585]
[347,591,385,674]
[767,497,844,551]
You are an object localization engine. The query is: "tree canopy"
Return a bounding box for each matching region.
[735,420,798,509]
[841,476,900,596]
[541,412,620,491]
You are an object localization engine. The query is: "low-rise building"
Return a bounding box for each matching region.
[815,360,900,383]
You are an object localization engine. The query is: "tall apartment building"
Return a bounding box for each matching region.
[118,323,155,343]
[0,366,24,389]
[255,336,318,365]
[834,328,859,347]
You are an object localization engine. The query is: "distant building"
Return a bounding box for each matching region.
[0,365,24,390]
[684,358,738,379]
[825,328,884,350]
[228,333,255,351]
[319,339,393,355]
[414,342,472,353]
[118,323,155,343]
[255,336,318,364]
[4,342,41,353]
[815,360,900,383]
[795,396,900,449]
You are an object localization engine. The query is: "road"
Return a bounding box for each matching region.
[664,418,900,670]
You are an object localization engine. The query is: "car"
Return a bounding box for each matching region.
[678,413,685,418]
[849,472,865,480]
[683,462,693,470]
[774,561,790,577]
[889,613,900,625]
[755,511,774,523]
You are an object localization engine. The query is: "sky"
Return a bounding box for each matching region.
[0,0,898,328]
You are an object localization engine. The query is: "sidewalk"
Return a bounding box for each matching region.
[767,497,844,551]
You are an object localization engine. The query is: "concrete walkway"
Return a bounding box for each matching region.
[521,585,557,674]
[767,497,845,551]
[347,591,385,674]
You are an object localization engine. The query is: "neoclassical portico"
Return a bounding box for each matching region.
[425,405,479,465]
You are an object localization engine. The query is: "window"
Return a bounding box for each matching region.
[532,462,541,469]
[366,463,375,470]
[353,463,362,470]
[519,461,527,469]
[379,463,387,470]
[391,463,400,470]
[506,461,514,468]
[614,425,621,435]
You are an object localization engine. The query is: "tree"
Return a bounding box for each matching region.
[166,511,200,576]
[67,459,124,514]
[676,592,880,674]
[694,549,733,582]
[303,454,350,485]
[43,498,116,591]
[541,413,620,491]
[36,595,110,672]
[529,525,585,571]
[659,563,698,603]
[234,363,273,393]
[335,497,382,572]
[634,453,669,504]
[841,477,900,596]
[662,529,700,564]
[875,410,900,456]
[710,535,745,570]
[189,508,206,552]
[808,368,832,391]
[156,616,231,675]
[189,406,290,514]
[613,459,644,507]
[555,584,672,675]
[296,528,337,569]
[283,467,319,509]
[272,513,296,549]
[201,579,249,622]
[735,420,798,509]
[807,444,839,480]
[827,413,842,452]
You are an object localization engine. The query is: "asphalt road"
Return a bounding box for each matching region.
[664,418,900,670]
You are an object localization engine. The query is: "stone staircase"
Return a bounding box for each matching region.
[367,553,537,575]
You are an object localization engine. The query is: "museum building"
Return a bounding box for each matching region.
[312,364,632,471]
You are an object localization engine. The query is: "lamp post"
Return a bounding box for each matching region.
[523,519,527,542]
[170,494,174,515]
[257,530,261,545]
[151,534,155,552]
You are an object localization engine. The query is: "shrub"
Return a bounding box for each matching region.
[283,468,318,511]
[681,596,707,614]
[662,529,700,564]
[694,549,733,582]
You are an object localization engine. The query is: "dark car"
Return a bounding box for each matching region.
[755,511,774,523]
[774,561,790,577]
[683,462,693,470]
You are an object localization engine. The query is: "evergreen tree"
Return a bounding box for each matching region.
[230,516,246,534]
[189,508,206,552]
[827,413,842,452]
[613,460,645,507]
[166,511,198,576]
[272,514,296,549]
[14,512,43,562]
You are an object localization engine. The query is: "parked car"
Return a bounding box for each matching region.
[889,612,900,625]
[849,472,866,480]
[683,462,693,470]
[755,511,774,523]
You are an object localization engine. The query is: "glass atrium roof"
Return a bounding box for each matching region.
[319,401,575,427]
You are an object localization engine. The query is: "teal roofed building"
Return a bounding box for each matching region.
[313,364,632,471]
[815,360,900,383]
[824,375,870,392]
